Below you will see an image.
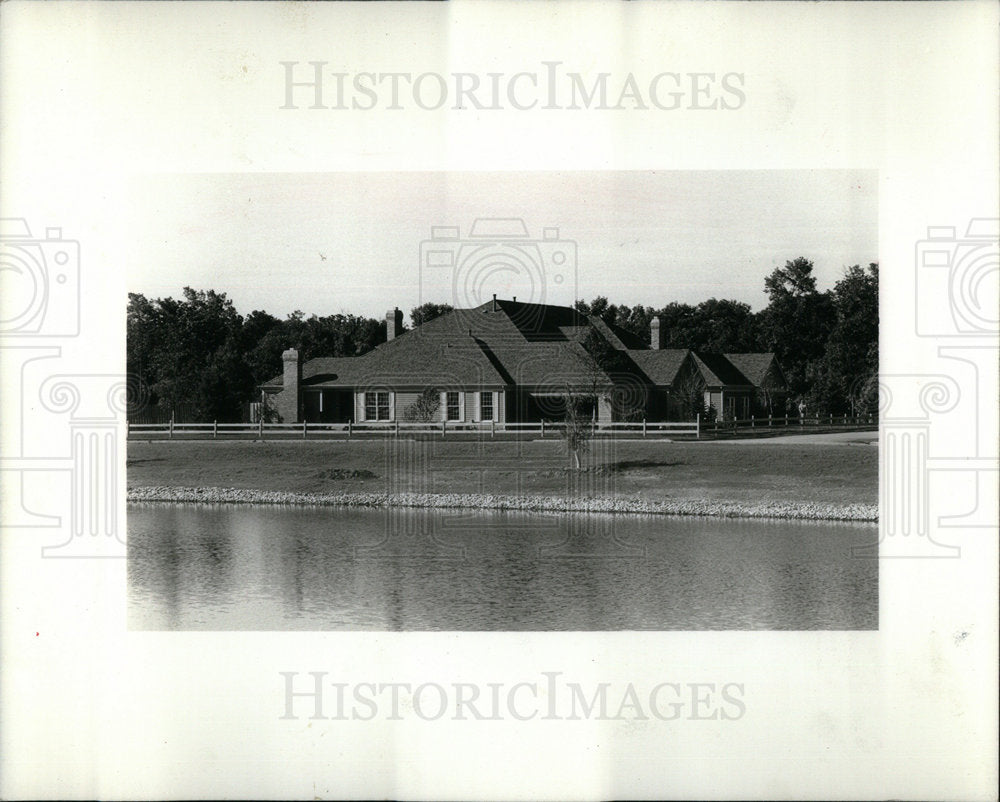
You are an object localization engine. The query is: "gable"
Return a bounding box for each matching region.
[625,349,691,386]
[692,353,751,387]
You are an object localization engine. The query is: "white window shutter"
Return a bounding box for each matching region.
[440,391,446,422]
[389,392,395,421]
[473,391,480,422]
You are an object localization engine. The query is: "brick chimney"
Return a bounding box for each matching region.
[650,316,664,350]
[278,348,301,422]
[386,307,403,340]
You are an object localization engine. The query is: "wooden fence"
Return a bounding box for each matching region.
[704,413,877,434]
[127,414,876,441]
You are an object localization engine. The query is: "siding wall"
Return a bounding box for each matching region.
[704,390,753,419]
[351,388,506,422]
[394,391,424,419]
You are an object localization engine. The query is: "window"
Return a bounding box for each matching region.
[365,391,390,421]
[446,391,461,421]
[479,391,494,421]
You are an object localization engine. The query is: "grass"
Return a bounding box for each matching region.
[127,435,877,507]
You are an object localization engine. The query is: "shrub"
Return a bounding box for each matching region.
[401,388,441,422]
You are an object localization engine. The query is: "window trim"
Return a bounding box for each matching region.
[444,390,462,422]
[478,390,495,422]
[363,390,392,422]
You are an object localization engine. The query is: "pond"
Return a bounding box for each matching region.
[127,504,878,630]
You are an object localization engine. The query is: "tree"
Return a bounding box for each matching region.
[562,331,618,469]
[410,302,453,327]
[756,258,836,398]
[127,289,387,423]
[246,310,385,388]
[562,393,594,470]
[691,298,760,352]
[126,292,161,415]
[764,256,819,299]
[658,301,701,350]
[807,263,879,414]
[672,362,707,421]
[127,287,250,420]
[612,303,656,342]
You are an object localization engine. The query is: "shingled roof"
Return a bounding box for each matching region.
[691,352,754,387]
[263,301,783,393]
[724,353,781,386]
[625,349,691,386]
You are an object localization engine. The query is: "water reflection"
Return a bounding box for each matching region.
[127,504,878,631]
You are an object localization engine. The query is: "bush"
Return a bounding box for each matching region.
[400,388,440,422]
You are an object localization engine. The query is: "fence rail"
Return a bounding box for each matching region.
[127,413,877,441]
[704,413,877,433]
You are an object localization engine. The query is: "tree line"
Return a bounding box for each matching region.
[126,258,877,422]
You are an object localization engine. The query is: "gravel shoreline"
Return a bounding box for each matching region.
[127,485,878,523]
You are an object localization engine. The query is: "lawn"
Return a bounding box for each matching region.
[127,435,877,506]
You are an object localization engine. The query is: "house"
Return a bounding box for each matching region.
[261,297,786,424]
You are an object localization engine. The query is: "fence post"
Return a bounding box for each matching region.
[395,420,399,437]
[751,415,755,429]
[348,420,352,439]
[259,417,264,439]
[213,420,217,439]
[169,417,174,440]
[768,414,772,427]
[491,419,495,438]
[642,418,647,438]
[696,413,700,440]
[541,419,545,438]
[829,413,833,426]
[303,420,308,439]
[442,419,446,437]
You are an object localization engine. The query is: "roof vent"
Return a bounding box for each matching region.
[492,293,497,312]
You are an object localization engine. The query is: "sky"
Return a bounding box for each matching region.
[125,170,877,321]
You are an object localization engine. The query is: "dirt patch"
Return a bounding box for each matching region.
[314,468,378,480]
